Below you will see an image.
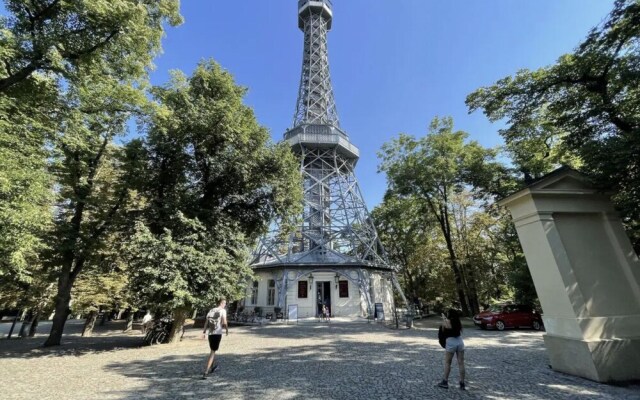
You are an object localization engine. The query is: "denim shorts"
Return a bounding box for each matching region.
[445,336,465,353]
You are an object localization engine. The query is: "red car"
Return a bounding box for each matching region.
[473,304,543,331]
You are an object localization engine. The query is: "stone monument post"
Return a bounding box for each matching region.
[498,167,640,382]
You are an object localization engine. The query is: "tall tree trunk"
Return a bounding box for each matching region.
[82,311,98,337]
[402,267,417,303]
[168,307,188,344]
[18,311,33,337]
[43,275,74,346]
[7,314,19,339]
[448,259,471,316]
[123,312,134,332]
[465,265,480,315]
[441,230,471,316]
[28,310,41,337]
[430,200,471,316]
[99,311,108,326]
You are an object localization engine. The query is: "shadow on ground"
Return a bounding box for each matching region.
[0,320,144,358]
[103,323,640,400]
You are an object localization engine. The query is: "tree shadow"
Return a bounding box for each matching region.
[0,320,144,359]
[104,323,640,400]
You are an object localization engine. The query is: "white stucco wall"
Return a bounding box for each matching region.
[240,269,394,318]
[369,272,394,320]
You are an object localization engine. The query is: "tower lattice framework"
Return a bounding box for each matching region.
[251,0,406,311]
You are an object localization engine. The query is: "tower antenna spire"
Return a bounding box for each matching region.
[293,0,340,128]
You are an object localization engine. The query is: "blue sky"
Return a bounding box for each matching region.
[148,0,613,208]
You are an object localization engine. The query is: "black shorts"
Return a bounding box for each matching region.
[208,334,222,351]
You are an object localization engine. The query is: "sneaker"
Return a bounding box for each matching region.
[437,380,449,389]
[459,382,466,391]
[209,364,218,374]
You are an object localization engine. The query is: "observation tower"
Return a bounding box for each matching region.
[248,0,405,319]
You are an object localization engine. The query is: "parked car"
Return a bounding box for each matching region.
[473,304,543,331]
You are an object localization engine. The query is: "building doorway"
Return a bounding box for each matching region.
[316,281,331,317]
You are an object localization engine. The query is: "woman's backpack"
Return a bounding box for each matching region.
[437,326,447,348]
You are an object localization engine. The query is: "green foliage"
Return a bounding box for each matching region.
[70,228,133,315]
[0,0,182,92]
[0,0,181,346]
[508,254,539,307]
[126,61,302,313]
[141,61,302,239]
[0,265,55,310]
[71,268,128,315]
[0,72,57,286]
[378,117,528,315]
[372,194,450,305]
[126,216,251,312]
[467,0,640,249]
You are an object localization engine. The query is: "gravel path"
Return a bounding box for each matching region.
[1,319,639,399]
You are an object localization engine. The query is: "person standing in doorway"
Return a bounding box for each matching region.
[436,309,466,390]
[202,298,228,379]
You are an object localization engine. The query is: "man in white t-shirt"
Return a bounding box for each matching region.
[201,298,228,379]
[141,311,153,334]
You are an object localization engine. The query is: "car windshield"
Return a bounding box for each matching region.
[488,305,504,312]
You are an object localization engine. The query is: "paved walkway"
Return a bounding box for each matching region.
[1,319,638,399]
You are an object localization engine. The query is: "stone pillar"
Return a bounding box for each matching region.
[499,167,640,382]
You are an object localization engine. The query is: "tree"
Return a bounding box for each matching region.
[0,76,57,333]
[378,117,505,316]
[45,134,138,345]
[126,61,303,342]
[0,0,182,93]
[467,0,640,251]
[72,268,129,337]
[0,263,56,337]
[0,0,182,346]
[0,74,56,294]
[70,230,132,337]
[373,186,535,314]
[372,194,439,306]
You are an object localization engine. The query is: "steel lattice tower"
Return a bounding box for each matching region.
[251,0,406,317]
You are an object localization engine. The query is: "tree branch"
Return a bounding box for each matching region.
[63,30,120,61]
[86,135,110,188]
[30,0,61,22]
[3,60,13,77]
[0,62,40,92]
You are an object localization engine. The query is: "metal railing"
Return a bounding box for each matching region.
[286,133,359,158]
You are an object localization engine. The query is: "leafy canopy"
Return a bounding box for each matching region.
[378,117,506,315]
[126,61,303,311]
[467,0,640,248]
